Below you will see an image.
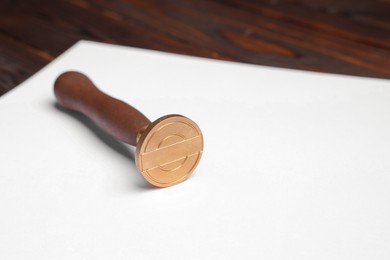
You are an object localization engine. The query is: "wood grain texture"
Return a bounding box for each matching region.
[0,0,389,96]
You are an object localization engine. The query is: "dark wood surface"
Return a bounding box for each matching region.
[1,0,389,96]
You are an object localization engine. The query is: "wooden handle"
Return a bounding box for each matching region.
[54,71,151,146]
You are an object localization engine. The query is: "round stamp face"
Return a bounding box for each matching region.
[136,115,203,187]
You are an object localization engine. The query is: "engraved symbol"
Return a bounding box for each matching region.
[136,116,203,186]
[140,135,202,172]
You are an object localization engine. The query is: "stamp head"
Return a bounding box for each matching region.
[135,115,203,187]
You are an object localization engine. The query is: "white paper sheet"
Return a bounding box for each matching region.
[1,41,389,259]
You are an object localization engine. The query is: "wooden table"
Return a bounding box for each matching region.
[1,0,389,96]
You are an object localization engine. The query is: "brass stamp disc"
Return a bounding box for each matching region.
[135,115,203,187]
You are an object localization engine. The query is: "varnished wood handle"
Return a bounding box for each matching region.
[54,71,151,146]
